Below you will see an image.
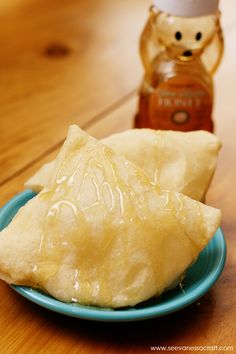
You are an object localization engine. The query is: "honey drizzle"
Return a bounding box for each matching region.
[31,133,210,305]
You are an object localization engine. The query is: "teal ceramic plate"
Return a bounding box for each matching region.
[0,190,226,322]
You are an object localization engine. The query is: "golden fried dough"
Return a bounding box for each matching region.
[25,129,221,201]
[0,126,221,308]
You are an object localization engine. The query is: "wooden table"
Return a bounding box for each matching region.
[0,0,235,352]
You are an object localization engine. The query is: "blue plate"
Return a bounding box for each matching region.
[0,190,226,322]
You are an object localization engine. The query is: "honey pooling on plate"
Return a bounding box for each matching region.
[135,0,224,132]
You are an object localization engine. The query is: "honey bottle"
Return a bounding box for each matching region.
[135,0,224,132]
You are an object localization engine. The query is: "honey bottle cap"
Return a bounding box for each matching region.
[153,0,219,17]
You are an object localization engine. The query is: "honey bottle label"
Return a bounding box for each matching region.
[148,76,212,131]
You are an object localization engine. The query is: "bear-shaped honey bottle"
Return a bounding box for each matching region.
[135,0,224,132]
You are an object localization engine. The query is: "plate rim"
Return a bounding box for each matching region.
[0,190,226,322]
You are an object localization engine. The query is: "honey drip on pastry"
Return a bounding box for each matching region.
[29,142,206,304]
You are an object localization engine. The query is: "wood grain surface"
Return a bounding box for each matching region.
[0,0,236,353]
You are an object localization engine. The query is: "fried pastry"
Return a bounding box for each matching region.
[0,126,221,308]
[25,129,221,201]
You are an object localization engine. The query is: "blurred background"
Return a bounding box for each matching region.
[0,0,235,205]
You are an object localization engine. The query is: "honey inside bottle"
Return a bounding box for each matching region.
[135,5,224,132]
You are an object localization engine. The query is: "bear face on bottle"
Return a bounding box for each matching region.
[135,0,223,132]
